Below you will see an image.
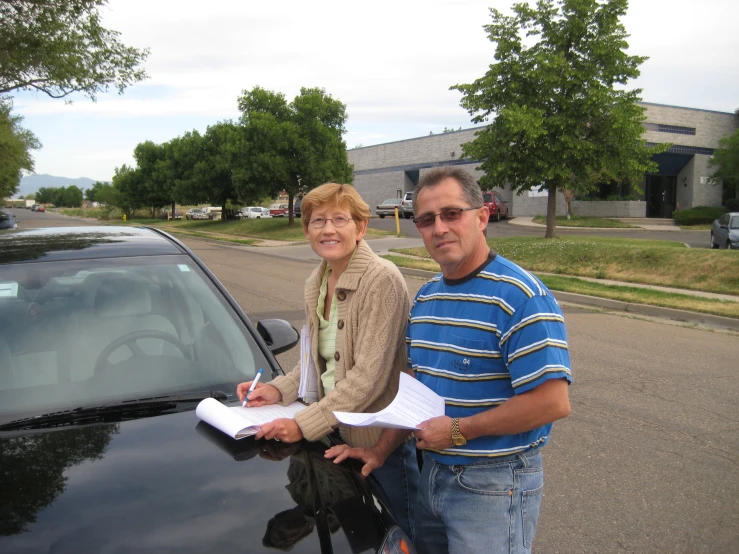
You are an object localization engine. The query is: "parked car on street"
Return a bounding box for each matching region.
[375,198,403,218]
[269,203,289,217]
[710,212,739,249]
[185,208,209,220]
[0,210,18,230]
[293,197,303,218]
[483,191,509,221]
[0,226,414,554]
[239,207,272,219]
[400,192,413,219]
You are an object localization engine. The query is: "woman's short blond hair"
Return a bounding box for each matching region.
[300,183,371,232]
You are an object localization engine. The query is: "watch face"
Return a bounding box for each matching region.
[452,436,467,446]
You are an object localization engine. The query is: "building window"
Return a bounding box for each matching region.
[657,144,714,156]
[396,189,402,198]
[646,123,697,135]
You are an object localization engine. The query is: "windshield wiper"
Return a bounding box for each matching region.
[0,390,228,431]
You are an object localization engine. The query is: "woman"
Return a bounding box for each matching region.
[237,183,417,540]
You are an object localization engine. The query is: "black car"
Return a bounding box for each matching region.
[0,226,414,553]
[293,197,303,218]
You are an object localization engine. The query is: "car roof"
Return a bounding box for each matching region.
[0,226,184,264]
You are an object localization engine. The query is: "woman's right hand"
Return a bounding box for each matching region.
[236,382,282,407]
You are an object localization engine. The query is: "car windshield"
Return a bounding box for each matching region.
[0,213,11,222]
[0,256,271,421]
[730,216,739,229]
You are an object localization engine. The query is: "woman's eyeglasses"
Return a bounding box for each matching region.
[413,206,481,228]
[308,216,354,228]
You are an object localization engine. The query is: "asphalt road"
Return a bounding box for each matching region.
[368,214,710,248]
[9,210,738,552]
[186,238,738,554]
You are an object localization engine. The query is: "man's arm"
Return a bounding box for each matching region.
[325,427,412,476]
[415,378,570,450]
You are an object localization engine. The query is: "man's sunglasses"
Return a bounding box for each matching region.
[413,206,482,228]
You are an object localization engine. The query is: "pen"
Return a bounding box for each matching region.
[243,368,263,407]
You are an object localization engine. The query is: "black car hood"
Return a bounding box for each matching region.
[0,408,391,554]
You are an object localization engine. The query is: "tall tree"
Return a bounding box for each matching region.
[84,181,107,202]
[453,0,664,238]
[708,127,739,198]
[0,0,149,100]
[133,141,173,217]
[111,164,145,219]
[191,122,244,218]
[236,86,352,226]
[0,99,40,199]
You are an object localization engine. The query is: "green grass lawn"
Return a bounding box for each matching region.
[390,236,739,296]
[531,215,640,228]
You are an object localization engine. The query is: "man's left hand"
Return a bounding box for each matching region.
[255,419,304,443]
[415,416,454,450]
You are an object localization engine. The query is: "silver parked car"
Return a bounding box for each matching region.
[710,212,739,249]
[375,198,402,218]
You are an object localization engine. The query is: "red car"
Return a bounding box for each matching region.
[483,191,508,222]
[269,204,289,217]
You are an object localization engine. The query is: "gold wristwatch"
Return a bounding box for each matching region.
[451,418,467,446]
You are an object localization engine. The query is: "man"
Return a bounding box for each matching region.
[326,166,572,554]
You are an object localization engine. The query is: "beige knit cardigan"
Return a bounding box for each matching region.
[270,239,410,448]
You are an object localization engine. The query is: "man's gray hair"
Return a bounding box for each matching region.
[413,166,484,215]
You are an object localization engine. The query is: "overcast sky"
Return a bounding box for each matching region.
[12,0,739,183]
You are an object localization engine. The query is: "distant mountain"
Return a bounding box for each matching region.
[17,174,102,197]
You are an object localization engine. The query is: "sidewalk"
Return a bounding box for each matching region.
[508,216,683,232]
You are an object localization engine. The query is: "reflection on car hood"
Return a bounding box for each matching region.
[0,408,390,554]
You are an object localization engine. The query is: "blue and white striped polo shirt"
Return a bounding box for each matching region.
[407,251,572,464]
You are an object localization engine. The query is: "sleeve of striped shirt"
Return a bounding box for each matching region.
[500,294,572,394]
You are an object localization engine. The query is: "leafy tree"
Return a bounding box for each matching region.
[453,0,664,238]
[191,122,244,219]
[236,86,352,226]
[709,128,739,198]
[0,0,149,100]
[34,185,82,207]
[133,141,173,217]
[61,185,83,207]
[111,164,145,219]
[84,181,108,202]
[0,99,40,199]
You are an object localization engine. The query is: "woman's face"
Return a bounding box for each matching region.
[304,203,367,266]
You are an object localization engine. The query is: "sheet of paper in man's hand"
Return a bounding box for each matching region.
[333,372,445,430]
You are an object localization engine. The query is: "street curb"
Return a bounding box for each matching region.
[396,267,739,332]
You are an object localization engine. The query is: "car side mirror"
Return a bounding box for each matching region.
[257,319,300,355]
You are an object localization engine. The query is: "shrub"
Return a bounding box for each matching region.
[672,206,727,225]
[724,198,739,212]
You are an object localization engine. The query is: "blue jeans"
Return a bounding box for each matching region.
[370,438,420,542]
[415,448,544,554]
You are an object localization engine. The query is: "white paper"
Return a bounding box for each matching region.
[196,397,307,439]
[298,324,319,403]
[333,372,445,430]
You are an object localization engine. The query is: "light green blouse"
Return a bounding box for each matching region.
[317,265,339,393]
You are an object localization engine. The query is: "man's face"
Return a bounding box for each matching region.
[414,177,489,279]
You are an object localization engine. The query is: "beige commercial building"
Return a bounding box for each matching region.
[348,103,738,218]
